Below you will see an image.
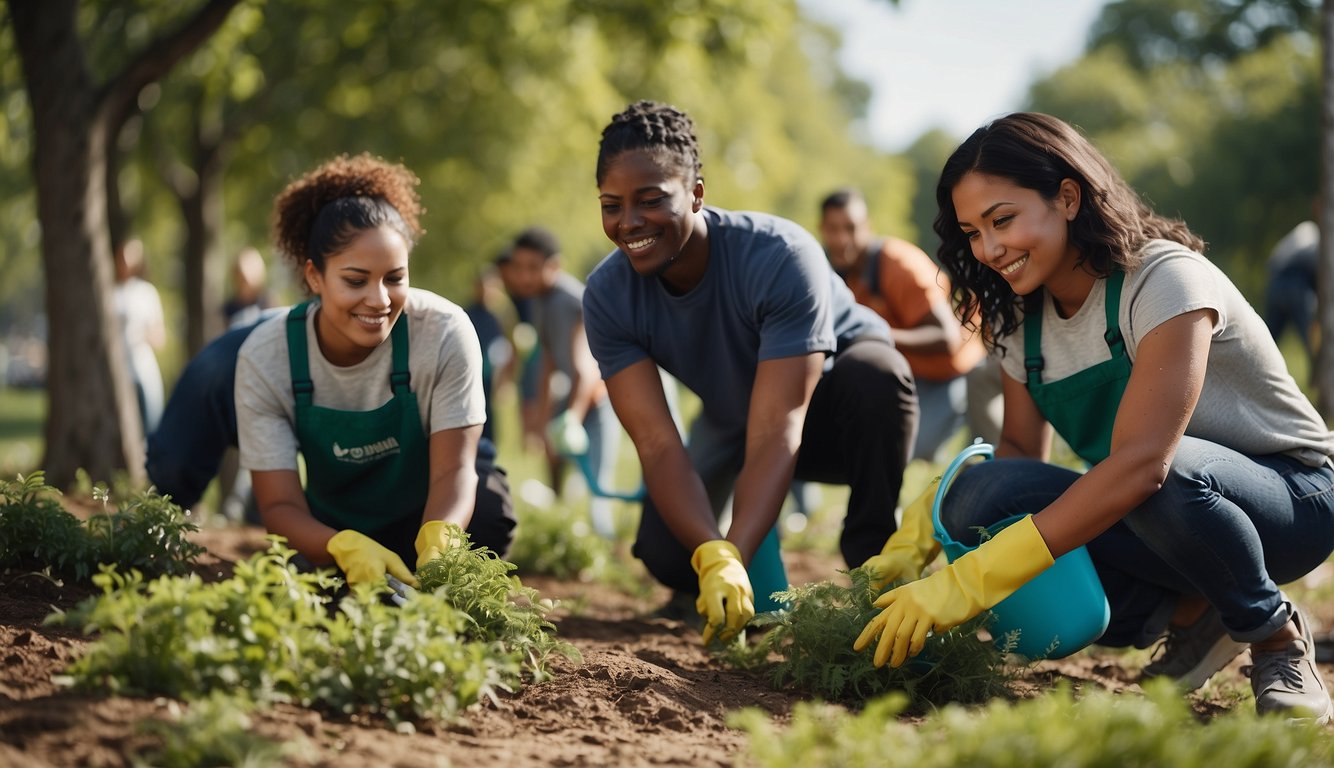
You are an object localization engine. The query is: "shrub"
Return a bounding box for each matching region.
[51,540,545,725]
[723,567,1010,708]
[414,523,579,682]
[0,472,203,581]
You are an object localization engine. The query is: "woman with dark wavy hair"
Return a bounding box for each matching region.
[856,113,1334,723]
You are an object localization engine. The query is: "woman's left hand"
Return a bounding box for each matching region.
[414,519,467,568]
[854,515,1054,667]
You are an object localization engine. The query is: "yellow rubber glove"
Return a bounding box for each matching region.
[326,529,419,588]
[853,514,1054,668]
[861,476,944,589]
[691,540,755,645]
[414,519,467,568]
[546,410,590,457]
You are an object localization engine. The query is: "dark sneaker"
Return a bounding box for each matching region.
[1247,605,1333,724]
[1139,605,1247,691]
[649,590,704,630]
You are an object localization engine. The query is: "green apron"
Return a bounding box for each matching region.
[286,302,429,534]
[1023,271,1131,465]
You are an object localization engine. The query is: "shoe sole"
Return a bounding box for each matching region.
[1284,697,1333,726]
[1175,636,1249,692]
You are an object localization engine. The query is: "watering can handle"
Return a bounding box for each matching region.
[572,452,647,502]
[930,440,995,544]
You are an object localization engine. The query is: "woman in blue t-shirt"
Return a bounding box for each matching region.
[854,112,1334,723]
[583,101,919,645]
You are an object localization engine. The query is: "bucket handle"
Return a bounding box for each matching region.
[931,440,994,549]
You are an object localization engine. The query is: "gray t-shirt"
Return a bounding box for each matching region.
[236,288,485,472]
[997,239,1334,466]
[583,206,890,433]
[533,271,585,380]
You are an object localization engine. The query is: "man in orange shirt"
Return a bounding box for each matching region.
[819,188,999,461]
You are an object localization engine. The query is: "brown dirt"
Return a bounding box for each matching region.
[1,525,1328,767]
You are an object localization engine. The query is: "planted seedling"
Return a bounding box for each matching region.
[722,566,1011,708]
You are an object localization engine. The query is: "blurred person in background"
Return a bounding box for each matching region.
[113,237,166,435]
[819,188,998,459]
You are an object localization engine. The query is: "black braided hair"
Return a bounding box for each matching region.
[596,100,703,186]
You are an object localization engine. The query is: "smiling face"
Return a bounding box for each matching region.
[598,149,707,287]
[303,225,410,366]
[951,170,1090,307]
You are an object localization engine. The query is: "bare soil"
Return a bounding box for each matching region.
[1,524,1327,767]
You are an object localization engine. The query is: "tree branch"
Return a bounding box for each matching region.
[96,0,243,123]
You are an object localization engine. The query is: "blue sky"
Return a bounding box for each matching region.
[800,0,1109,151]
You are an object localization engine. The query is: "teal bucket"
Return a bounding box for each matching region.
[932,442,1110,659]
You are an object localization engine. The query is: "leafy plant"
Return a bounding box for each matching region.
[508,500,616,582]
[0,472,203,580]
[733,680,1334,768]
[51,540,535,724]
[414,524,579,682]
[722,567,1010,708]
[85,487,206,576]
[133,693,300,768]
[0,472,94,578]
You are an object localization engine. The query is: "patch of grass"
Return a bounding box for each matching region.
[732,680,1334,768]
[0,387,43,476]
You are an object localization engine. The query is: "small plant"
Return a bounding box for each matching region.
[133,693,300,768]
[722,567,1010,708]
[51,539,538,724]
[733,680,1334,768]
[414,524,579,682]
[0,472,203,580]
[0,472,93,578]
[508,500,616,582]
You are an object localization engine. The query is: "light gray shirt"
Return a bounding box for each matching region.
[533,271,586,381]
[997,239,1334,466]
[236,288,485,472]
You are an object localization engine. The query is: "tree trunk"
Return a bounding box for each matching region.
[9,0,145,486]
[1318,0,1334,416]
[181,101,226,357]
[7,0,243,487]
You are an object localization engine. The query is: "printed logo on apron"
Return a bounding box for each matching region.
[285,301,430,533]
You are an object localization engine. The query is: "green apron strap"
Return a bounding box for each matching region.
[1101,271,1127,358]
[389,313,411,396]
[1022,271,1127,388]
[1024,308,1045,389]
[286,302,314,407]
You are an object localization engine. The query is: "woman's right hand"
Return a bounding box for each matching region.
[326,529,418,588]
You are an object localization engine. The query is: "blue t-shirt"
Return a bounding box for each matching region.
[584,206,890,432]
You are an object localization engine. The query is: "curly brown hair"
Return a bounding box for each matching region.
[271,153,424,273]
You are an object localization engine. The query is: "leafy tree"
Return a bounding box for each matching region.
[1088,0,1318,70]
[5,0,243,486]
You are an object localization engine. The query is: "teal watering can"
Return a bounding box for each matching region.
[932,442,1110,659]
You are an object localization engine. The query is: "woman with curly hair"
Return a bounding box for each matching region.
[854,113,1334,723]
[234,153,514,589]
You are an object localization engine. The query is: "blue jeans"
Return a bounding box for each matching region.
[912,374,967,462]
[940,436,1334,647]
